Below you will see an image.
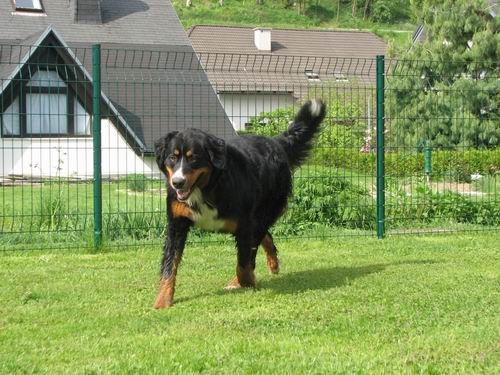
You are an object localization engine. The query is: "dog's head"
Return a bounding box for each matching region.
[154,129,226,201]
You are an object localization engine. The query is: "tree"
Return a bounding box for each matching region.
[388,0,499,149]
[360,0,411,23]
[363,0,372,20]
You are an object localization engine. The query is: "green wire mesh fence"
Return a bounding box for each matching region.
[0,44,498,251]
[384,58,499,234]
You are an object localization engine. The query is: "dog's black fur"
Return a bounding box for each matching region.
[153,99,326,308]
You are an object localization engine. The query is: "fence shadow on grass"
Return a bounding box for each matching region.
[259,259,439,294]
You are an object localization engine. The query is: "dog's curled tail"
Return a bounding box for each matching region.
[277,99,326,169]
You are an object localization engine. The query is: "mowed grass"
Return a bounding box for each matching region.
[1,234,499,373]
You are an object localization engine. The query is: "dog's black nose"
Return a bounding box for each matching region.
[172,176,186,189]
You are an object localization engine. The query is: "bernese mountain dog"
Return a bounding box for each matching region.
[153,99,326,309]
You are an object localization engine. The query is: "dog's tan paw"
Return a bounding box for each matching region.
[224,277,242,290]
[153,298,173,309]
[267,258,280,275]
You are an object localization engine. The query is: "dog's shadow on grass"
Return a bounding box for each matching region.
[175,259,439,303]
[259,259,439,294]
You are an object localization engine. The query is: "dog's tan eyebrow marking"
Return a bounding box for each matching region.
[174,149,180,156]
[186,150,193,157]
[166,165,173,178]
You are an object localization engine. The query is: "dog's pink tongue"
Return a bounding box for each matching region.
[176,189,190,200]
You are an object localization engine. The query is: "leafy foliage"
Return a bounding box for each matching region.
[121,174,148,192]
[247,98,366,151]
[388,0,500,149]
[172,0,414,51]
[372,1,393,23]
[279,176,375,235]
[387,184,500,227]
[318,148,500,179]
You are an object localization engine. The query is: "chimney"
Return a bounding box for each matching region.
[254,28,272,52]
[75,0,102,24]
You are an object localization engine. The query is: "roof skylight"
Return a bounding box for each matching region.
[14,0,43,12]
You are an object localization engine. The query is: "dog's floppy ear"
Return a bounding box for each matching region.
[205,134,226,170]
[154,131,178,175]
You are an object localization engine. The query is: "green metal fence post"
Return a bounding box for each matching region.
[92,44,102,249]
[424,142,432,184]
[376,55,385,239]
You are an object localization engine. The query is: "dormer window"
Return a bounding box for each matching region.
[14,0,44,12]
[1,67,91,137]
[333,72,349,83]
[305,69,320,82]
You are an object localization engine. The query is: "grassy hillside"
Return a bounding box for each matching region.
[173,0,415,51]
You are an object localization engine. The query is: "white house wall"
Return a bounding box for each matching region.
[0,119,159,179]
[219,93,295,131]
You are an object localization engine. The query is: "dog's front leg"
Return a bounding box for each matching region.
[154,217,191,309]
[226,225,257,289]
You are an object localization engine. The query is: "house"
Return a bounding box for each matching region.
[188,25,387,130]
[0,0,234,179]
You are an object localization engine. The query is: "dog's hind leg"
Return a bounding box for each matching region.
[261,232,280,274]
[249,228,280,275]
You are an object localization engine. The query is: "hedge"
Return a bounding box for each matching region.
[312,148,500,180]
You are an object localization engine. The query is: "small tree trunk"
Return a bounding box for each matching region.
[363,0,371,20]
[219,0,224,5]
[186,0,192,7]
[297,0,305,15]
[256,0,263,5]
[352,0,357,17]
[336,0,340,22]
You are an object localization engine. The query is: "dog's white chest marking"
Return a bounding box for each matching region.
[186,188,226,232]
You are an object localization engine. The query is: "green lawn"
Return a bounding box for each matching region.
[1,234,498,373]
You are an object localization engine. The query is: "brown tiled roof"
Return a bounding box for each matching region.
[188,25,387,91]
[188,25,387,58]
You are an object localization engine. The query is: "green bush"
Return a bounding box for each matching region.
[274,176,376,235]
[431,192,499,225]
[247,99,366,151]
[311,148,375,171]
[372,1,392,22]
[121,174,148,192]
[274,172,498,236]
[386,183,500,228]
[314,148,500,180]
[248,107,293,137]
